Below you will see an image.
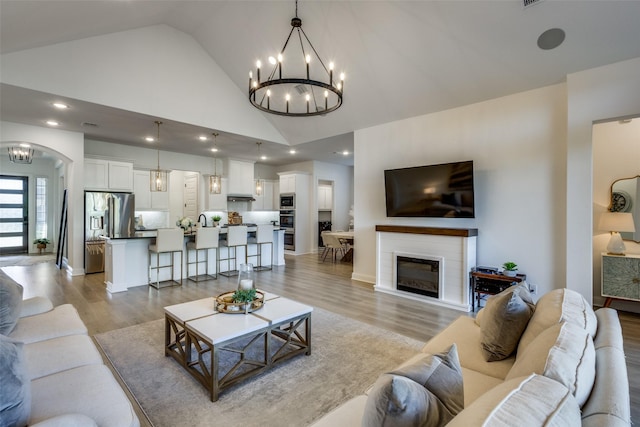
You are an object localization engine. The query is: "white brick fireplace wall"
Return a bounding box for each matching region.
[375,226,477,312]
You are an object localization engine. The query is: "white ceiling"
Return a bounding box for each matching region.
[1,0,640,166]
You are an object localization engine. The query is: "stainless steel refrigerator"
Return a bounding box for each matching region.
[84,191,135,273]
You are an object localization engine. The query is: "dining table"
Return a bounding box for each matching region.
[324,230,354,262]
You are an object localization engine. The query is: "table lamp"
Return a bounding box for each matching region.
[599,212,636,255]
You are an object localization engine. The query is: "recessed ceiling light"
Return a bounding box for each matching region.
[211,147,219,152]
[52,102,69,109]
[46,120,59,126]
[199,135,208,141]
[289,149,296,154]
[537,28,565,50]
[261,155,267,160]
[19,143,31,148]
[145,136,155,142]
[342,150,349,156]
[618,119,633,124]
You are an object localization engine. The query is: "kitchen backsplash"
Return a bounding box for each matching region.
[135,211,170,229]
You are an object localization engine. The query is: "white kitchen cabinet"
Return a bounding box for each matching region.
[133,169,169,210]
[84,159,109,190]
[205,178,228,210]
[85,158,133,191]
[226,159,254,195]
[108,161,133,191]
[253,180,275,211]
[318,184,333,210]
[280,174,296,194]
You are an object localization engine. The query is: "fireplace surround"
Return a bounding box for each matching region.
[376,225,477,312]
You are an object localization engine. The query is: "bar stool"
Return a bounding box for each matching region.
[149,228,184,289]
[218,226,247,277]
[249,224,273,271]
[186,227,219,282]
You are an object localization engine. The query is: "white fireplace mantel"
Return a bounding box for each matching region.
[375,225,477,312]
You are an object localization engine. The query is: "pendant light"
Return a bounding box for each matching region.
[150,121,168,192]
[255,142,264,196]
[209,133,222,194]
[8,144,34,164]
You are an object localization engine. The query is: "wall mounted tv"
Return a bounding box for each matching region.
[384,160,475,218]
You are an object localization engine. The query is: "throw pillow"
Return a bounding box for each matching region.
[506,321,596,407]
[0,271,24,335]
[517,288,597,355]
[362,345,464,427]
[0,334,31,427]
[480,285,535,361]
[447,374,581,427]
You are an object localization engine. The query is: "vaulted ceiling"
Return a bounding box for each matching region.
[2,0,640,165]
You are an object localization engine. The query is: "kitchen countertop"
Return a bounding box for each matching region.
[106,225,283,240]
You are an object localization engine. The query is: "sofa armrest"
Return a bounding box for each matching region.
[30,414,98,427]
[581,308,630,426]
[20,296,53,318]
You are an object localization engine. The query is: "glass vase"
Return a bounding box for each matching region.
[237,264,256,291]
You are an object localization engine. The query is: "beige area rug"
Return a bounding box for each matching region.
[94,307,424,427]
[0,254,56,267]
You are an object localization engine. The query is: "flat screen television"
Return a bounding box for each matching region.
[384,160,475,218]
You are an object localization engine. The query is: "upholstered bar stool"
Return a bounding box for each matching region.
[249,224,274,271]
[186,227,219,282]
[149,228,184,289]
[218,225,247,277]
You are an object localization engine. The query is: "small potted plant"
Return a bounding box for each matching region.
[232,288,257,313]
[502,261,518,277]
[211,215,222,227]
[33,238,51,254]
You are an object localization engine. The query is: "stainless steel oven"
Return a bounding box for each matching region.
[284,230,295,250]
[280,193,295,209]
[279,210,295,229]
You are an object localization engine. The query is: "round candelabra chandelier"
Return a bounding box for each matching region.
[248,0,345,117]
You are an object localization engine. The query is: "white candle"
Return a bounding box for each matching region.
[240,279,253,291]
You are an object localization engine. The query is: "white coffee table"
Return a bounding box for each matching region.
[164,292,312,401]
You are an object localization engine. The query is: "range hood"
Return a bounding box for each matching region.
[227,194,256,202]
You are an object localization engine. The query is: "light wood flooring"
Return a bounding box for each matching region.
[2,252,639,424]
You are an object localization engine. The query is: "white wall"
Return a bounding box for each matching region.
[1,121,85,274]
[353,84,567,291]
[1,25,285,145]
[566,57,640,304]
[592,118,640,312]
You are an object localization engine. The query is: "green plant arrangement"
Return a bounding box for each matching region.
[33,238,51,245]
[502,261,518,277]
[502,261,518,271]
[212,215,222,222]
[232,288,257,304]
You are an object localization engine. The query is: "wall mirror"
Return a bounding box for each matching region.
[610,175,640,242]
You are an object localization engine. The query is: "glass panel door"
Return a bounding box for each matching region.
[0,176,28,254]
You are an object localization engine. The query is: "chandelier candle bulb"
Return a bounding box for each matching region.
[256,60,261,82]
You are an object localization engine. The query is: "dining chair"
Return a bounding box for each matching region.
[320,231,344,262]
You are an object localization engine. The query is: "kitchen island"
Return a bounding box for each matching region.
[104,225,285,293]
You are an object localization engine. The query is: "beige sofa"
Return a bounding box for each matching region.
[1,272,140,427]
[311,287,630,426]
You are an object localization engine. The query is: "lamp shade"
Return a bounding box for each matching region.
[599,212,636,233]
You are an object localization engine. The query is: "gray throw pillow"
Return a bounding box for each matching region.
[362,345,464,427]
[480,285,535,361]
[0,334,31,427]
[0,271,24,335]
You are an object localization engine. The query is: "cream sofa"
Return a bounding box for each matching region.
[0,272,140,427]
[311,287,630,426]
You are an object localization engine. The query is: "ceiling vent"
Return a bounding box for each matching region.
[523,0,544,8]
[81,121,99,127]
[295,84,308,95]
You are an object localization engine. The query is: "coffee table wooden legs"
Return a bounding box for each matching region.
[177,313,311,402]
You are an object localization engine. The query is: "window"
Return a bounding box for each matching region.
[36,177,47,239]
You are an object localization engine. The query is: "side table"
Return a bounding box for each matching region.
[601,253,640,307]
[470,270,527,311]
